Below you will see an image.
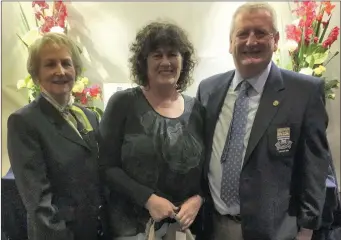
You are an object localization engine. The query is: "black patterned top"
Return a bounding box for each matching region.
[99,87,205,237]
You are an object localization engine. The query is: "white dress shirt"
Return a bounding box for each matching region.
[208,63,272,215]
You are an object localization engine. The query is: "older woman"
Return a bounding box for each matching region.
[99,21,205,239]
[7,33,108,240]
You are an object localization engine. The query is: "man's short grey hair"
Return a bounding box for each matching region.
[230,2,278,39]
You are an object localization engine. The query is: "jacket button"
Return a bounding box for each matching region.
[98,205,103,210]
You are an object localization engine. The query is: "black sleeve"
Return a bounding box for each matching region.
[98,90,154,207]
[7,113,73,240]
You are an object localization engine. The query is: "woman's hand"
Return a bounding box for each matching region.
[176,195,203,230]
[145,194,178,222]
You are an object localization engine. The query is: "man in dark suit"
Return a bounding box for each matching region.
[196,3,330,240]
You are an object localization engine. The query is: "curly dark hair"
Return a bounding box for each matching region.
[128,21,196,92]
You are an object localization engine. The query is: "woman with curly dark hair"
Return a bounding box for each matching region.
[99,21,205,239]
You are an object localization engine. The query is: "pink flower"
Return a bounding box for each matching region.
[286,24,302,43]
[322,26,340,48]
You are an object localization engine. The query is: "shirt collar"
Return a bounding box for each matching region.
[41,88,73,113]
[232,62,272,94]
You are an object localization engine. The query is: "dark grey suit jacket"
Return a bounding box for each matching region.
[196,63,330,240]
[7,95,108,240]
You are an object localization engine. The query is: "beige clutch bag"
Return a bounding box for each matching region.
[145,218,195,240]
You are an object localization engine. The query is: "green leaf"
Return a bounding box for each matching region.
[86,106,104,120]
[18,2,30,32]
[24,75,32,84]
[16,33,28,48]
[308,55,315,69]
[324,79,340,91]
[305,43,321,56]
[319,15,332,43]
[305,50,329,65]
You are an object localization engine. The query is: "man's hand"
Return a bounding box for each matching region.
[176,195,203,230]
[145,194,178,222]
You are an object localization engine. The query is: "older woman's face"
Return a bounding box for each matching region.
[37,43,76,100]
[146,47,183,88]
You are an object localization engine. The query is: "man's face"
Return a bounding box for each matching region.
[229,9,279,78]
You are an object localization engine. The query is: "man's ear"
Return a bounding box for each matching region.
[273,32,280,52]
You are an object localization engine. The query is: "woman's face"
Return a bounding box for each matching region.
[36,43,76,102]
[146,47,183,89]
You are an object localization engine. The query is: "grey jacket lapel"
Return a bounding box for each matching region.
[37,95,91,151]
[243,63,285,167]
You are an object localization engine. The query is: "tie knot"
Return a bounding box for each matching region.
[239,81,251,96]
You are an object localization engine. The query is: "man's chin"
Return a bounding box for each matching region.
[241,57,264,65]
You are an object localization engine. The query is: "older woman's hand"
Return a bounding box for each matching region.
[176,195,203,230]
[145,194,178,222]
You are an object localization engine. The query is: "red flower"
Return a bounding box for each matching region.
[322,21,329,28]
[89,85,101,97]
[54,1,68,18]
[32,1,49,10]
[316,13,323,22]
[322,26,340,48]
[286,24,302,43]
[53,1,68,28]
[34,11,43,21]
[293,1,318,18]
[75,89,89,105]
[304,27,314,42]
[322,1,335,15]
[40,16,56,33]
[80,95,88,105]
[32,1,49,21]
[294,1,318,30]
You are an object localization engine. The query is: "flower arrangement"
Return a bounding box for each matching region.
[279,0,340,100]
[16,1,103,115]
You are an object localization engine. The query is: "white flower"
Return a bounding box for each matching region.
[285,40,298,52]
[72,81,85,93]
[17,79,26,89]
[22,28,41,47]
[79,77,89,86]
[299,67,314,76]
[49,26,65,34]
[328,93,336,100]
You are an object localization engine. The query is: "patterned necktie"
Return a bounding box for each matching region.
[220,80,250,208]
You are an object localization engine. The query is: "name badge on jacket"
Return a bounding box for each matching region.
[275,127,293,153]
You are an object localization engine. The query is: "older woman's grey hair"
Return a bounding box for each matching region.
[27,32,83,82]
[129,21,196,92]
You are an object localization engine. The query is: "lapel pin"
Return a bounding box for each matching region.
[273,100,279,106]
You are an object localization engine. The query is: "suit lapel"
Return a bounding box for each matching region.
[37,95,91,150]
[204,72,234,176]
[243,63,285,167]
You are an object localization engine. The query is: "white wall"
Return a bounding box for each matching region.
[65,2,246,98]
[2,2,340,186]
